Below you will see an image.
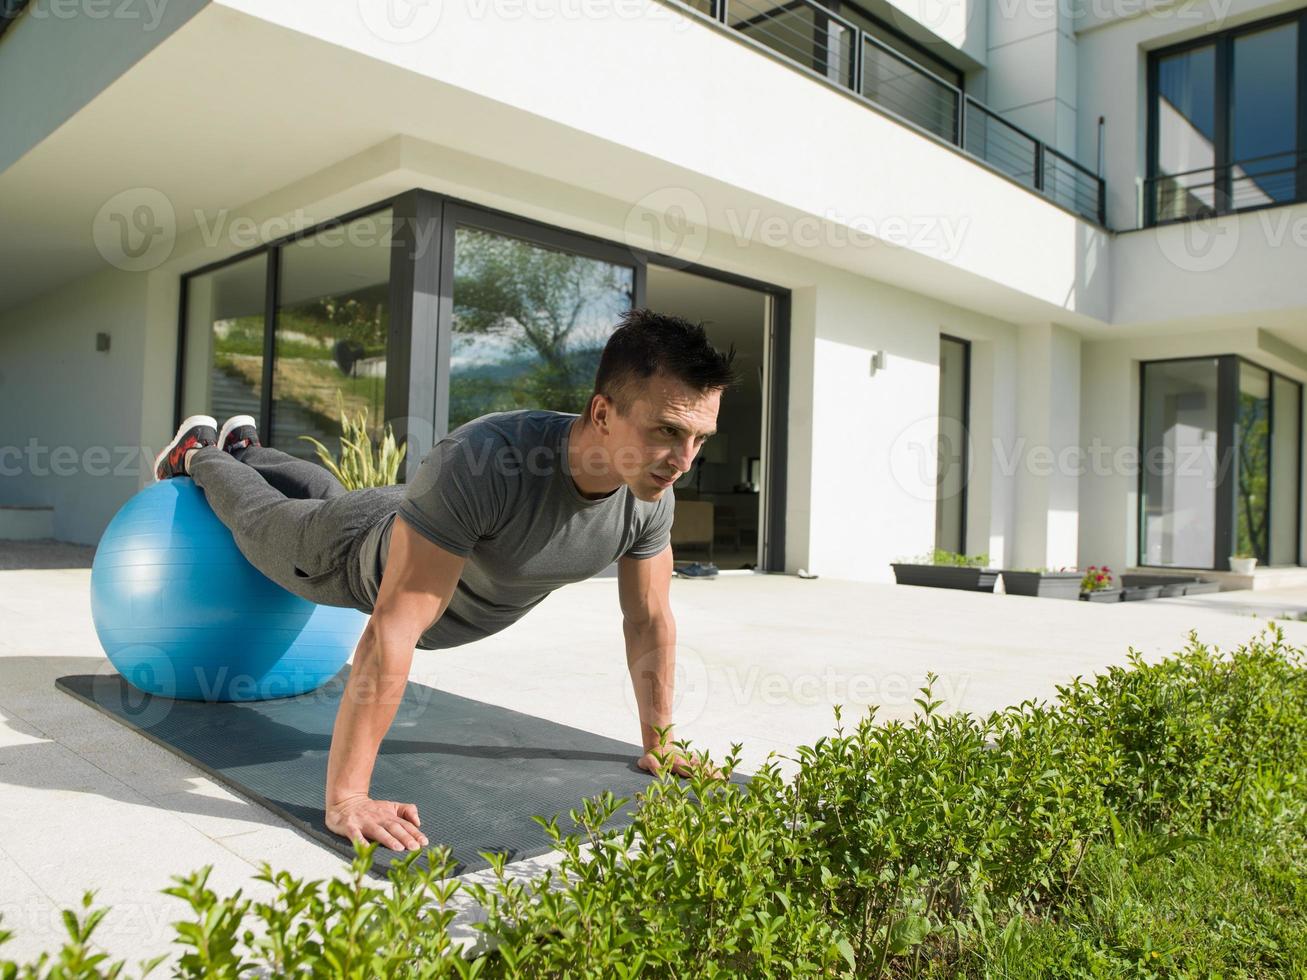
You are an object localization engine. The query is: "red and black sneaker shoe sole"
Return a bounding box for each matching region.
[154,415,218,481]
[217,415,261,454]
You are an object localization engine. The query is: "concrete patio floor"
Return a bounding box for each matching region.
[2,548,1306,968]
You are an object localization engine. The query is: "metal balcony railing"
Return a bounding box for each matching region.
[679,0,1107,226]
[1144,151,1304,226]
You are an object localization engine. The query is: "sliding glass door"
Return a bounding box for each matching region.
[1140,358,1221,568]
[1140,355,1303,569]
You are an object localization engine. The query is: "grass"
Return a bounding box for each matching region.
[956,790,1307,977]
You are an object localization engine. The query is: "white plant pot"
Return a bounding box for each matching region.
[1229,557,1257,575]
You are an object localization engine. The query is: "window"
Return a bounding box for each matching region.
[1270,375,1302,566]
[1147,11,1305,223]
[1236,363,1271,562]
[1140,356,1303,569]
[271,211,393,458]
[935,335,969,554]
[179,253,268,426]
[448,225,635,432]
[1140,358,1221,568]
[177,191,794,571]
[177,207,393,460]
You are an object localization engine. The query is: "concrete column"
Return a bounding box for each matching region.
[1010,323,1081,570]
[983,0,1078,157]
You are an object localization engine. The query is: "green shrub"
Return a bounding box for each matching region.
[901,549,991,568]
[2,629,1304,977]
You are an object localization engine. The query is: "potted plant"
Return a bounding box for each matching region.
[1000,566,1082,600]
[891,549,998,592]
[1229,552,1258,575]
[1079,565,1121,602]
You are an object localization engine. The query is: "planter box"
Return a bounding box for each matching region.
[1121,573,1198,597]
[1121,585,1163,601]
[1080,588,1123,603]
[1001,570,1082,599]
[891,563,998,593]
[1120,574,1221,596]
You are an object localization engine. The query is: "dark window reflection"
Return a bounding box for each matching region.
[1231,24,1298,206]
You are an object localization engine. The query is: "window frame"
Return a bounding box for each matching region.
[1137,353,1305,569]
[936,333,971,555]
[1145,8,1307,226]
[174,189,795,572]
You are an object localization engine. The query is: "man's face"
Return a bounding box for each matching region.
[593,374,722,502]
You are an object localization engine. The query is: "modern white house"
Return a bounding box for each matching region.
[1,0,1304,588]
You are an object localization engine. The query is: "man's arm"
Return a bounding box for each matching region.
[324,517,465,849]
[618,545,700,776]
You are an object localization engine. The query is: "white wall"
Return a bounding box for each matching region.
[798,267,1022,581]
[1009,323,1082,569]
[0,269,152,543]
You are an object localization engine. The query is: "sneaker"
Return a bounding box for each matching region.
[675,562,719,579]
[154,415,218,481]
[217,415,261,454]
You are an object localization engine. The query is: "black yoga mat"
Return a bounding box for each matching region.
[55,667,664,877]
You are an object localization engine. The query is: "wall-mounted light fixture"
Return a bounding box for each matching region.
[869,350,886,376]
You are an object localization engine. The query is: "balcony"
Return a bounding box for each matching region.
[1145,151,1306,226]
[676,0,1107,226]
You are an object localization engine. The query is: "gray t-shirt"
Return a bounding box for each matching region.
[356,409,675,650]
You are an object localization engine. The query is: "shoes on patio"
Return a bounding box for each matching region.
[675,562,719,579]
[154,415,218,481]
[217,415,261,455]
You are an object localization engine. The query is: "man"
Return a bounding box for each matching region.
[153,309,735,851]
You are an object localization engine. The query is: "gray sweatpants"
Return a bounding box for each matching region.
[188,446,403,611]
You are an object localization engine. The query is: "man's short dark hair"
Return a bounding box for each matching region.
[592,309,737,416]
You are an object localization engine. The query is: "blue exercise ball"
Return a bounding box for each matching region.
[91,478,366,701]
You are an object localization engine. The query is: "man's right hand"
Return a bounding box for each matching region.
[326,794,429,851]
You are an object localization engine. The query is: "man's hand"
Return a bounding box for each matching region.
[326,794,429,851]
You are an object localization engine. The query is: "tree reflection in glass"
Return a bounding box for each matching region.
[450,227,635,431]
[1236,364,1270,563]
